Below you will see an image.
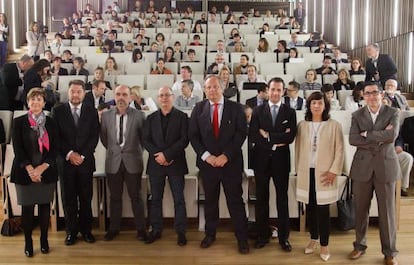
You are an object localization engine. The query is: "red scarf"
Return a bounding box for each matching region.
[28,111,50,153]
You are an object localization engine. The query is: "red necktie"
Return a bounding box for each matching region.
[212,103,219,138]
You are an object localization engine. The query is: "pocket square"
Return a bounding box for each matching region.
[282,120,288,124]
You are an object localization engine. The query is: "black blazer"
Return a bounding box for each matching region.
[0,118,5,143]
[1,63,21,105]
[143,107,189,176]
[284,96,304,110]
[10,115,58,185]
[189,99,247,176]
[69,68,89,76]
[333,80,356,91]
[249,103,297,175]
[402,116,414,156]
[365,54,397,85]
[246,96,267,109]
[22,68,42,103]
[52,103,100,171]
[83,91,104,109]
[51,67,68,76]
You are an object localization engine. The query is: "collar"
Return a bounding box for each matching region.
[367,103,382,115]
[268,100,282,108]
[69,102,82,110]
[209,97,224,106]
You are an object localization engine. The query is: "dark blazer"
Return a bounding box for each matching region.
[23,68,42,103]
[51,67,68,76]
[365,54,397,86]
[10,115,58,185]
[333,80,356,91]
[284,96,304,110]
[249,103,297,175]
[83,91,104,109]
[69,68,89,76]
[1,63,21,106]
[53,103,100,171]
[85,80,111,91]
[401,116,414,156]
[143,107,189,176]
[189,99,247,175]
[245,96,266,109]
[0,118,5,143]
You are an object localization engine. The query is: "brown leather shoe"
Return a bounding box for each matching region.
[348,249,365,259]
[385,256,398,265]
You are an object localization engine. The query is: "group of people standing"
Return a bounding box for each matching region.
[9,72,401,265]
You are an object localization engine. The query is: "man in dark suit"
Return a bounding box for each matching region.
[53,79,100,245]
[284,81,305,110]
[348,82,400,265]
[100,84,148,241]
[189,75,249,254]
[1,55,34,110]
[293,2,306,30]
[365,43,397,88]
[143,86,189,246]
[245,85,268,109]
[83,80,106,109]
[249,77,297,251]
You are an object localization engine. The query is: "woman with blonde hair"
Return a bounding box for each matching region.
[104,56,123,76]
[130,85,157,111]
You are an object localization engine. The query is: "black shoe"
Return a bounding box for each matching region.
[401,189,409,197]
[65,233,77,246]
[24,240,33,257]
[137,229,148,242]
[238,240,250,254]
[200,235,216,248]
[177,233,187,246]
[82,233,96,243]
[280,240,292,252]
[103,230,119,241]
[40,237,49,254]
[145,231,162,244]
[254,237,270,249]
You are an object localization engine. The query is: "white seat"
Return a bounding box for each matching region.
[125,62,151,75]
[141,52,158,64]
[240,90,258,105]
[331,110,353,135]
[265,74,294,86]
[146,74,175,90]
[302,53,324,66]
[337,63,351,71]
[337,90,353,109]
[304,89,321,99]
[351,74,366,83]
[58,75,87,103]
[230,52,253,64]
[323,74,338,85]
[285,62,311,77]
[0,110,13,143]
[206,52,229,65]
[163,62,179,75]
[170,33,190,46]
[180,62,205,74]
[185,45,206,62]
[263,34,279,49]
[85,53,109,66]
[254,53,277,64]
[71,39,91,47]
[115,74,145,88]
[110,53,132,65]
[259,62,284,75]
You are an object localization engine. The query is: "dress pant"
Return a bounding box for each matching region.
[353,172,398,257]
[107,161,145,232]
[201,170,248,241]
[307,168,330,246]
[398,151,413,189]
[149,174,187,234]
[255,159,290,243]
[60,162,93,235]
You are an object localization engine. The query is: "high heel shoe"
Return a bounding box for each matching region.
[40,237,49,254]
[304,239,318,254]
[24,240,33,257]
[320,246,331,261]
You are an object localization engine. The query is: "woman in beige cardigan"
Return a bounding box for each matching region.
[295,91,344,262]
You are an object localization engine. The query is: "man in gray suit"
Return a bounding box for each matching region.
[383,79,410,111]
[348,81,400,265]
[100,84,148,241]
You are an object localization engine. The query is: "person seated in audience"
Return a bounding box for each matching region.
[61,50,73,63]
[143,18,154,28]
[71,23,82,36]
[50,33,65,55]
[149,14,161,28]
[349,57,366,76]
[239,15,248,25]
[394,133,413,197]
[104,56,123,76]
[138,28,151,46]
[43,50,54,63]
[255,38,270,53]
[133,34,146,51]
[229,28,240,39]
[151,58,173,75]
[106,31,124,52]
[258,23,271,37]
[84,79,106,109]
[208,13,219,24]
[129,85,157,111]
[283,47,299,68]
[332,48,348,64]
[274,40,289,54]
[124,41,134,53]
[245,84,268,109]
[218,66,238,100]
[224,13,237,24]
[102,39,118,53]
[172,65,202,92]
[300,68,322,90]
[70,57,89,76]
[284,81,306,110]
[83,3,94,16]
[79,27,93,40]
[276,8,286,18]
[163,46,176,62]
[316,56,337,75]
[206,53,228,74]
[344,81,365,111]
[192,21,204,33]
[61,17,72,33]
[321,84,341,110]
[304,32,322,47]
[383,79,410,110]
[227,33,244,47]
[264,10,272,18]
[287,33,304,48]
[314,40,332,53]
[50,56,68,76]
[87,66,111,90]
[233,42,245,53]
[333,68,355,91]
[146,0,155,13]
[253,9,261,17]
[238,64,266,92]
[233,54,250,76]
[83,18,95,29]
[147,42,159,53]
[287,16,297,29]
[132,48,145,63]
[189,34,203,46]
[112,21,124,33]
[184,49,199,62]
[174,79,201,110]
[132,0,142,12]
[130,19,141,32]
[222,4,231,14]
[173,41,184,61]
[211,39,226,53]
[104,21,118,36]
[181,9,193,21]
[155,33,168,52]
[196,13,208,24]
[112,1,120,13]
[275,16,289,29]
[62,28,75,40]
[90,34,104,47]
[175,21,189,34]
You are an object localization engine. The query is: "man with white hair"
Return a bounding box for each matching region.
[383,79,410,111]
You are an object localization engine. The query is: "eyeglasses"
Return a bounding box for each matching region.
[364,90,380,96]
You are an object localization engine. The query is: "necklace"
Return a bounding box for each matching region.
[311,121,322,152]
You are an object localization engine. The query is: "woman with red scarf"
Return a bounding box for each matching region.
[10,87,58,257]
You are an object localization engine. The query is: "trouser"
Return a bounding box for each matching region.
[398,151,413,189]
[0,41,7,67]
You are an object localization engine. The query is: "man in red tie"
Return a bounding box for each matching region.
[189,75,249,254]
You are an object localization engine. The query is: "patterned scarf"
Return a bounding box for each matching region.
[28,111,49,153]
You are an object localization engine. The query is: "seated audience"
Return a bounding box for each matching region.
[219,66,238,100]
[206,53,228,74]
[233,54,250,77]
[316,56,337,75]
[173,41,184,61]
[285,81,306,110]
[61,50,73,63]
[383,79,410,110]
[287,33,303,48]
[245,84,268,109]
[84,79,106,109]
[255,38,270,53]
[50,57,68,76]
[86,67,111,90]
[175,21,189,33]
[344,82,365,111]
[132,48,145,63]
[104,56,123,76]
[332,48,348,64]
[129,85,157,111]
[171,65,202,92]
[192,21,204,33]
[151,58,173,75]
[314,40,332,53]
[238,64,266,92]
[189,34,203,46]
[184,49,200,62]
[333,69,356,91]
[69,57,89,76]
[174,79,201,110]
[321,84,341,110]
[163,46,176,62]
[349,57,366,76]
[300,69,322,90]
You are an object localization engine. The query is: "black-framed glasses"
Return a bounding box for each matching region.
[364,90,380,96]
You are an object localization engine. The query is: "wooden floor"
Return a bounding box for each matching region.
[0,199,414,265]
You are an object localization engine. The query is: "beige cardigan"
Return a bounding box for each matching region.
[295,119,344,205]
